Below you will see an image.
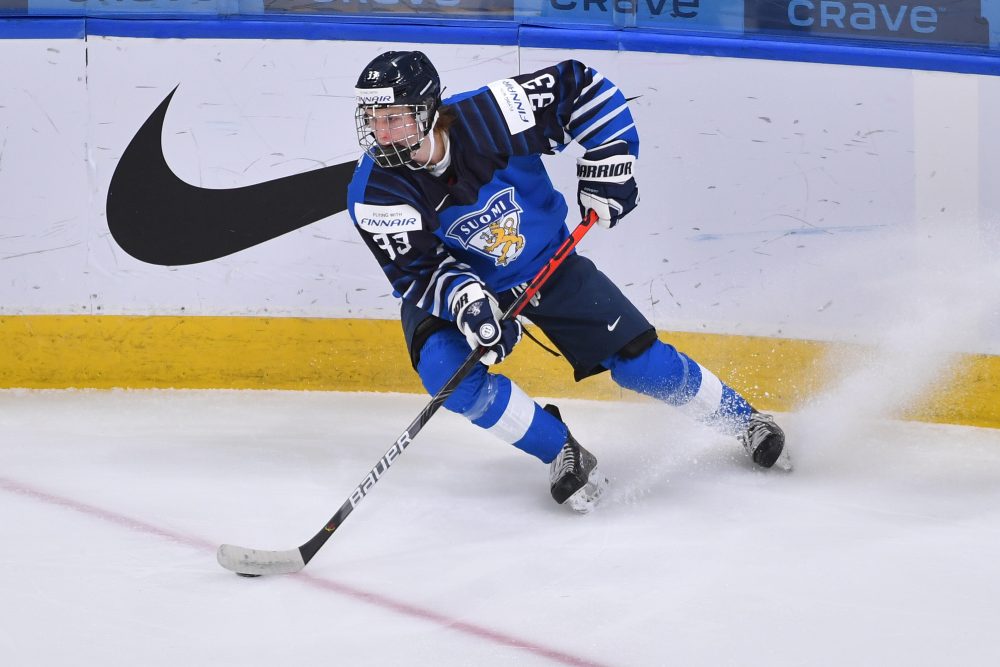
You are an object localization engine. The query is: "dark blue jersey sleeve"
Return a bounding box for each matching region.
[513,60,640,158]
[449,60,639,162]
[348,157,479,320]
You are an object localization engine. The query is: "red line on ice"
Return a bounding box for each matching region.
[0,476,609,667]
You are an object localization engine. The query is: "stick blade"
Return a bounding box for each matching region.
[217,543,306,576]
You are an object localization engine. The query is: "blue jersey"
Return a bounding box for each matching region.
[347,60,640,321]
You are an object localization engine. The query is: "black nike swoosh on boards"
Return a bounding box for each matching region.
[106,87,356,266]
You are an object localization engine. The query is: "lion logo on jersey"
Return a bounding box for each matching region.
[482,217,524,266]
[445,188,526,267]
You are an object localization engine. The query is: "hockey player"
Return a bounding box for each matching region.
[348,51,789,513]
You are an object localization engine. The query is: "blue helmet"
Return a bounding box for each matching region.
[354,51,442,168]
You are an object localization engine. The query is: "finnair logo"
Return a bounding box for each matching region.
[354,203,423,233]
[355,86,395,105]
[487,78,536,135]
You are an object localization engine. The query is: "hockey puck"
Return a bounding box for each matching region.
[236,572,261,578]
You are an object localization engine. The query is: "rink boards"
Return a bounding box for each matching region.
[3,314,999,428]
[0,20,998,427]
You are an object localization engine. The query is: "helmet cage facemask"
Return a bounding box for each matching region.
[355,102,435,169]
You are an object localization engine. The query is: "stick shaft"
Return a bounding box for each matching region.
[299,210,598,566]
[220,211,598,574]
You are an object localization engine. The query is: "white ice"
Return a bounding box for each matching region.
[1,386,999,667]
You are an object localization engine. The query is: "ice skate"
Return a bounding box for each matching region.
[545,405,608,513]
[739,411,791,471]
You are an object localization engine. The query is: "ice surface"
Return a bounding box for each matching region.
[1,388,998,666]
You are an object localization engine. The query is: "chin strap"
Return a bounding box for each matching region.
[405,111,451,174]
[426,132,451,176]
[414,129,437,171]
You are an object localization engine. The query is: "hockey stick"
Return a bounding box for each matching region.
[217,209,599,576]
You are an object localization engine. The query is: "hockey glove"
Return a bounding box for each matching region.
[450,282,523,365]
[577,144,639,229]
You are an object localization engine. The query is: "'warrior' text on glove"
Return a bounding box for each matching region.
[577,142,639,229]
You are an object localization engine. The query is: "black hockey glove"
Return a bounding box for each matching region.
[450,282,523,365]
[577,143,639,229]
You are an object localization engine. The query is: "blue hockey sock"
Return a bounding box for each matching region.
[417,331,567,462]
[605,340,753,429]
[464,375,567,463]
[716,385,753,428]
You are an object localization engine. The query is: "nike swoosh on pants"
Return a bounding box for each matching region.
[106,86,356,266]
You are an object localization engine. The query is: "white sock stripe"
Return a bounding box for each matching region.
[676,364,725,421]
[485,381,535,444]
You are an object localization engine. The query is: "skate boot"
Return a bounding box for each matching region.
[544,405,609,514]
[738,411,791,470]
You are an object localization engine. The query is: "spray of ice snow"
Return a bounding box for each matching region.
[793,228,1000,465]
[606,224,1000,498]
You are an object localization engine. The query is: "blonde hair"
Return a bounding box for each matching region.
[435,105,457,135]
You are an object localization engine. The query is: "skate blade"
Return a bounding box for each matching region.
[566,469,609,514]
[773,449,793,472]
